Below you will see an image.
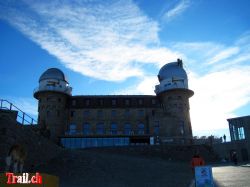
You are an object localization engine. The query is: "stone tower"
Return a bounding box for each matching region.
[155,59,194,144]
[34,68,72,142]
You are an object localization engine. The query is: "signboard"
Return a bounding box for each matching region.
[0,173,59,187]
[195,166,214,187]
[150,137,154,145]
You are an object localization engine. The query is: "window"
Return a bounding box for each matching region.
[152,110,155,116]
[69,124,77,135]
[111,123,118,135]
[96,123,105,135]
[125,99,130,106]
[238,127,245,140]
[83,110,90,117]
[138,110,144,117]
[152,99,156,105]
[111,110,116,117]
[229,122,236,141]
[124,123,131,135]
[83,123,91,135]
[124,109,130,117]
[112,99,117,106]
[97,110,103,117]
[138,123,145,135]
[154,121,160,135]
[179,121,184,135]
[85,99,90,106]
[61,137,130,148]
[99,99,104,106]
[72,100,76,106]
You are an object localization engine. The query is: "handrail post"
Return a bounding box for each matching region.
[10,103,12,110]
[31,118,33,125]
[22,113,25,125]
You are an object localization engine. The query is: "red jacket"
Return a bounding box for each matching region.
[191,156,205,169]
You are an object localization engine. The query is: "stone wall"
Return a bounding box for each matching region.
[0,109,17,121]
[157,89,193,143]
[0,110,63,172]
[213,141,249,162]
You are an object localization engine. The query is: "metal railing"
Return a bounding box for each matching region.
[33,85,72,95]
[0,99,37,125]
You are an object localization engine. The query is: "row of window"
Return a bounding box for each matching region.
[61,137,130,148]
[167,96,183,100]
[229,123,245,141]
[70,109,146,118]
[45,109,157,118]
[39,97,62,103]
[71,98,157,106]
[67,123,160,135]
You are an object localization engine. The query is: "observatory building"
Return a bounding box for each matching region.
[34,59,194,148]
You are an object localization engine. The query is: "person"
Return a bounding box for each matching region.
[232,151,238,165]
[223,134,226,142]
[191,151,205,175]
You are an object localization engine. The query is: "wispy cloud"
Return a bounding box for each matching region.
[207,47,239,65]
[0,0,179,81]
[114,76,159,95]
[162,0,191,22]
[116,34,250,137]
[175,38,250,134]
[189,66,250,131]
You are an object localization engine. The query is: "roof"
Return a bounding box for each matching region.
[72,95,156,98]
[158,60,187,82]
[39,68,68,83]
[227,115,250,121]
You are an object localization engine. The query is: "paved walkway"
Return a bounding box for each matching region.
[189,163,250,187]
[212,164,250,187]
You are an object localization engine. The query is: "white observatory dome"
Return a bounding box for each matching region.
[155,59,189,94]
[39,68,68,83]
[34,68,72,97]
[158,61,187,82]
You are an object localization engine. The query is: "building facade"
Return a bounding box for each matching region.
[227,116,250,161]
[34,59,194,148]
[213,116,250,162]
